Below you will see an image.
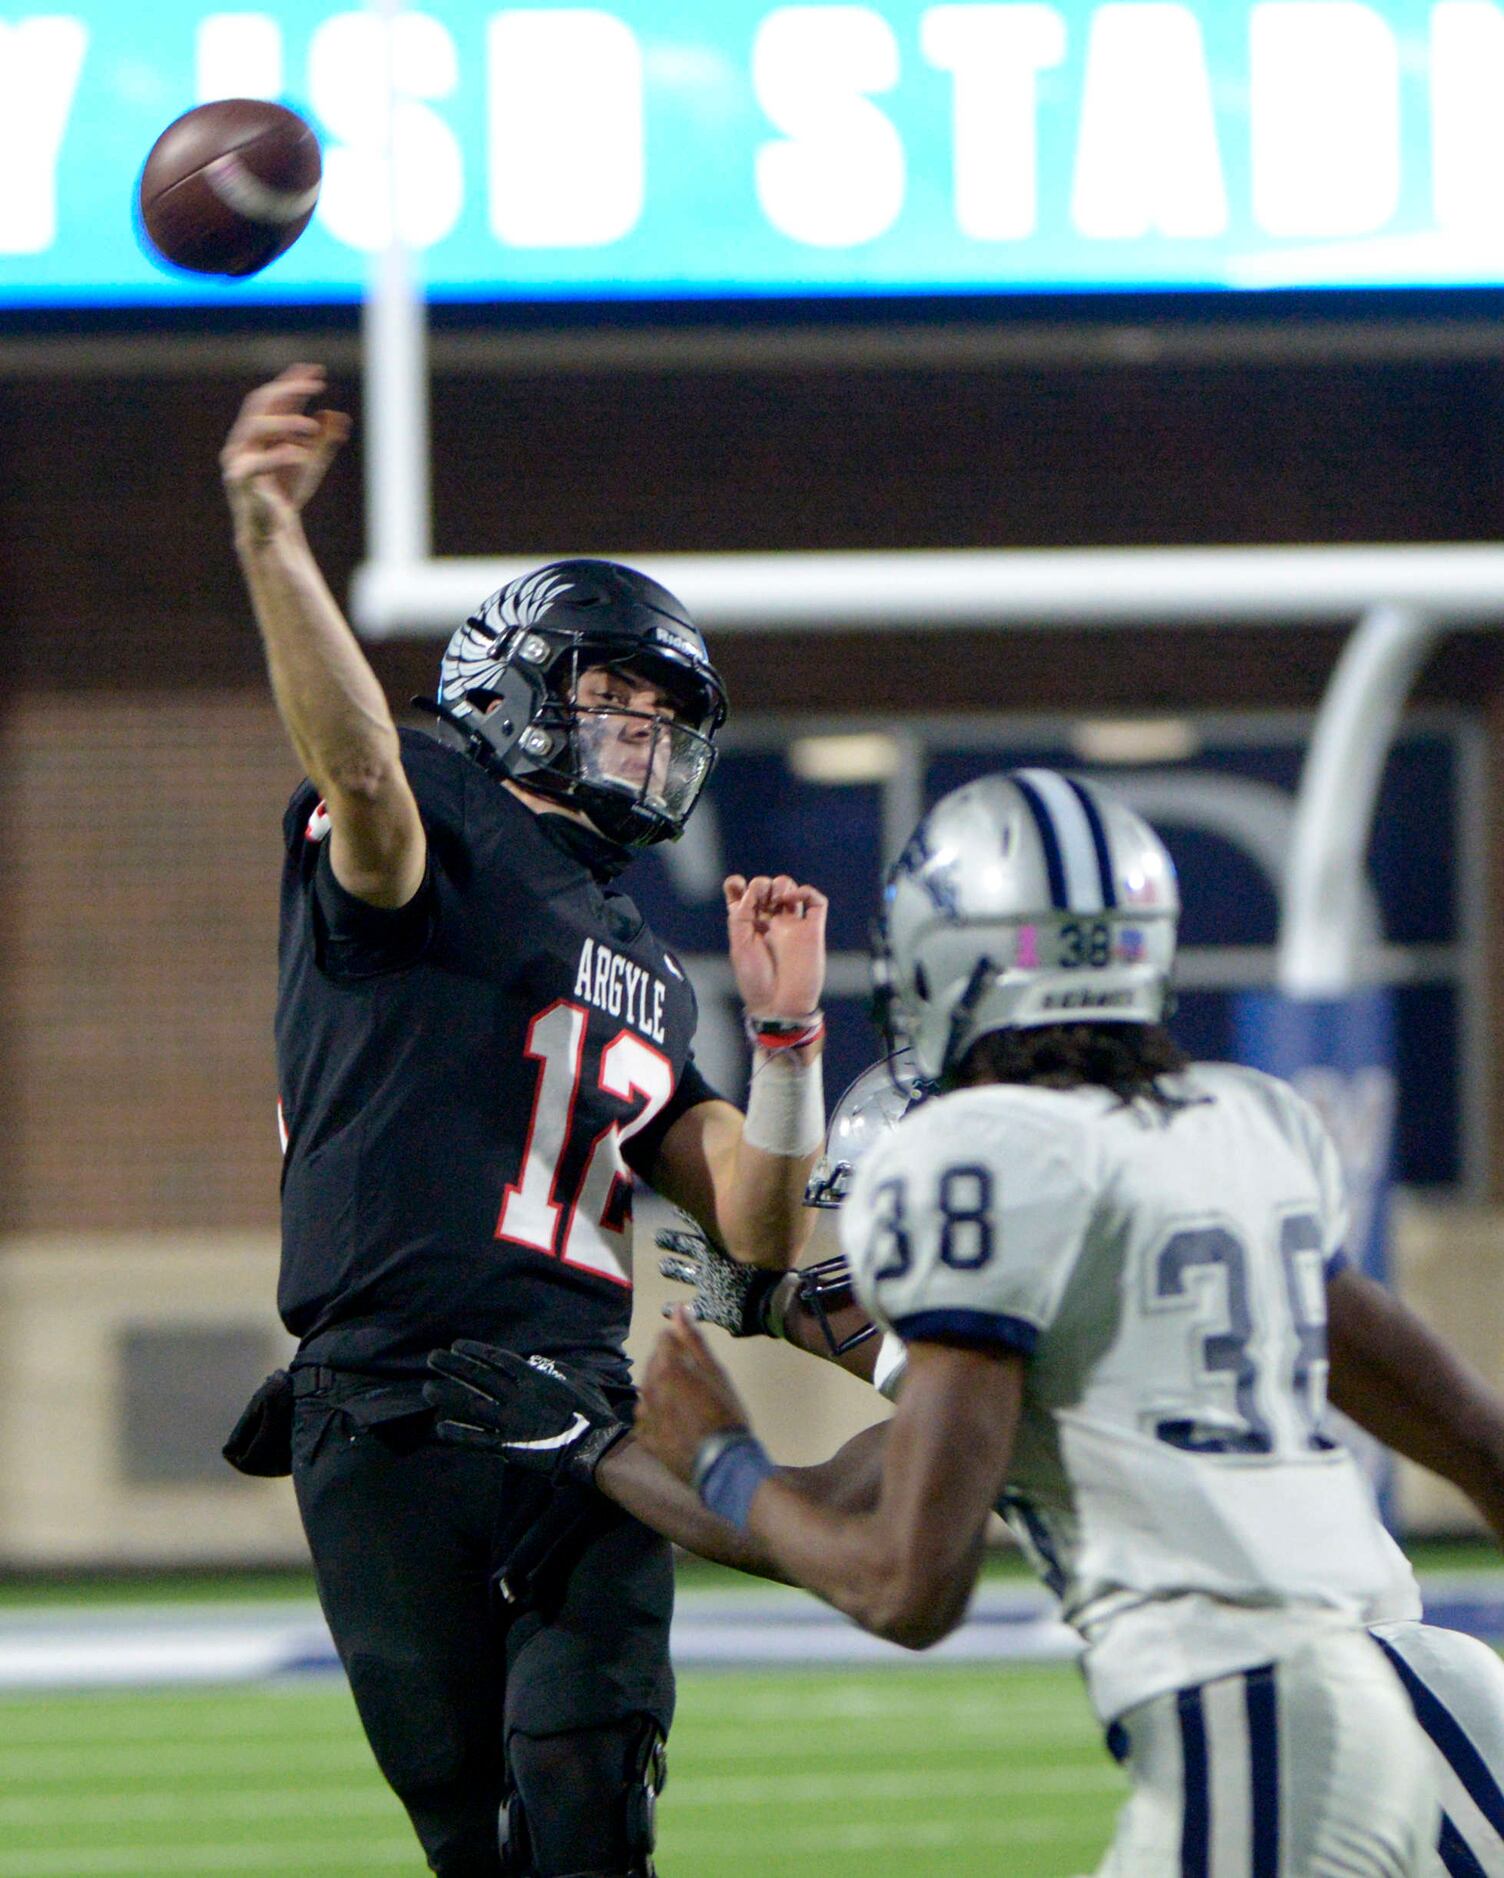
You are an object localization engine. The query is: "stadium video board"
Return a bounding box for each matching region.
[2,1,1502,308]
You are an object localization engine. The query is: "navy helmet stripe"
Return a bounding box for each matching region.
[1439,1814,1489,1878]
[1374,1636,1504,1839]
[1011,772,1070,910]
[1244,1664,1280,1878]
[1064,775,1118,909]
[1013,768,1113,911]
[1176,1684,1211,1878]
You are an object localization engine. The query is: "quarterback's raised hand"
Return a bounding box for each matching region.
[424,1342,629,1487]
[224,362,425,909]
[724,874,828,1023]
[221,362,352,544]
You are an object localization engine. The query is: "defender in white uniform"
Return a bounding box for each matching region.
[634,769,1440,1876]
[822,1055,1504,1878]
[849,1062,1431,1873]
[438,1027,1504,1873]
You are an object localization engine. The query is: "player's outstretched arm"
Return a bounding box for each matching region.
[222,362,424,909]
[650,874,829,1270]
[637,1310,1018,1649]
[593,1421,892,1582]
[1327,1266,1504,1545]
[423,1335,889,1578]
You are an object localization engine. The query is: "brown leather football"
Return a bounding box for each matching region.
[138,99,321,278]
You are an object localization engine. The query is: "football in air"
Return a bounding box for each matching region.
[138,99,321,278]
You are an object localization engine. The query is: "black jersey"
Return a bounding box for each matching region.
[275,729,717,1388]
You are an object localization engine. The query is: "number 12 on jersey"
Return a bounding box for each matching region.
[498,999,674,1287]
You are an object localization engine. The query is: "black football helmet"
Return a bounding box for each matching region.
[425,559,727,848]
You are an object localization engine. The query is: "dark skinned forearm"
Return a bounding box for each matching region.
[594,1423,892,1581]
[1327,1266,1504,1543]
[745,1476,989,1648]
[740,1345,1019,1649]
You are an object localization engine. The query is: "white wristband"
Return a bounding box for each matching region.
[742,1047,826,1156]
[873,1333,908,1401]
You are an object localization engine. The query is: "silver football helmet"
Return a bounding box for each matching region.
[804,1050,923,1208]
[873,770,1179,1085]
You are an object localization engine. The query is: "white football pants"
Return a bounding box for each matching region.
[1371,1619,1504,1876]
[1095,1629,1438,1877]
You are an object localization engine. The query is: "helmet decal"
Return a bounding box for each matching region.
[496,568,574,631]
[438,572,575,712]
[894,819,962,917]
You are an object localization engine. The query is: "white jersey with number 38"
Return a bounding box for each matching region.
[840,1062,1400,1724]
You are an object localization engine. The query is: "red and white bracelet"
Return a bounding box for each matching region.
[743,1010,826,1053]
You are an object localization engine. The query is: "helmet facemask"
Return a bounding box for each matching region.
[545,649,719,846]
[803,1048,925,1207]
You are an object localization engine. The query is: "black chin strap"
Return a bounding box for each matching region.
[940,956,998,1081]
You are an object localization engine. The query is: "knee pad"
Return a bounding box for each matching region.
[503,1717,666,1878]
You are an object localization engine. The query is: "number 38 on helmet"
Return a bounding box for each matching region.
[873,770,1181,1087]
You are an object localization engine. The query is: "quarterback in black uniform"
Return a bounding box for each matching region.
[221,365,829,1878]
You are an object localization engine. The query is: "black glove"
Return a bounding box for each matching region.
[424,1342,629,1486]
[656,1221,787,1337]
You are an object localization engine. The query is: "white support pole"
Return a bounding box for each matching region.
[362,0,431,570]
[1278,605,1445,997]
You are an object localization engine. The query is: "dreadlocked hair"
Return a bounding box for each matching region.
[953,1023,1191,1111]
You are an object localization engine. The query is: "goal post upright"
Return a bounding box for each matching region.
[362,0,431,577]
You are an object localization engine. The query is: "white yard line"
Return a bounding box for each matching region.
[0,1740,378,1783]
[0,1760,1122,1831]
[1,1575,1499,1693]
[661,1812,1101,1853]
[0,1787,397,1827]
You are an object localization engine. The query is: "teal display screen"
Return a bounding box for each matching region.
[1,1,1498,307]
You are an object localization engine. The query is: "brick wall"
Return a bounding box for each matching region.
[1,694,297,1232]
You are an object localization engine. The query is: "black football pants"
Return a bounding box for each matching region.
[291,1371,675,1877]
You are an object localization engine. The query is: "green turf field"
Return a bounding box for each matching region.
[4,1543,1498,1876]
[0,1662,1124,1877]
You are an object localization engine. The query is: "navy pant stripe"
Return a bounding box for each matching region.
[1245,1664,1280,1878]
[1177,1685,1211,1878]
[1438,1812,1489,1877]
[1375,1635,1504,1839]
